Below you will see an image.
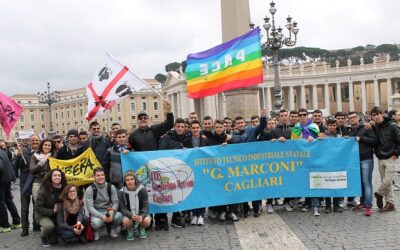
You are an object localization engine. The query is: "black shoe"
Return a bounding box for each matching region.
[21,228,29,236]
[163,221,169,231]
[41,237,51,247]
[324,206,331,213]
[171,217,185,228]
[253,208,261,217]
[33,225,40,231]
[333,205,343,212]
[78,235,88,244]
[155,223,163,231]
[374,192,384,209]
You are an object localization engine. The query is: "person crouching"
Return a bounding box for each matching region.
[119,170,151,241]
[56,184,87,244]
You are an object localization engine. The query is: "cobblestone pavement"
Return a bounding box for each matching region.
[2,160,400,249]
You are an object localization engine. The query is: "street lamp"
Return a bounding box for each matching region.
[262,1,299,116]
[37,82,60,136]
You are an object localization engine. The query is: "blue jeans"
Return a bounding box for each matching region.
[360,159,374,207]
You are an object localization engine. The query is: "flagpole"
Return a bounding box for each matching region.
[11,129,27,165]
[107,53,171,105]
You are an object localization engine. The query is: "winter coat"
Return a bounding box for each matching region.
[0,149,16,185]
[128,112,174,151]
[347,123,378,161]
[35,186,63,223]
[159,130,187,150]
[118,184,149,218]
[231,116,267,143]
[372,117,400,159]
[271,123,292,139]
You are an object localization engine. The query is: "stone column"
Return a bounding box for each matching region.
[348,81,354,111]
[312,84,318,110]
[266,87,272,113]
[324,83,330,115]
[387,78,392,110]
[288,86,295,111]
[361,80,367,114]
[373,79,380,107]
[300,85,306,109]
[336,82,342,112]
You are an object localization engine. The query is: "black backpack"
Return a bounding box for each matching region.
[91,182,112,204]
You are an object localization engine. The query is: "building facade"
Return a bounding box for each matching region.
[164,58,400,119]
[3,79,165,139]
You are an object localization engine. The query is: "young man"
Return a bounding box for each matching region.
[347,111,378,216]
[188,112,198,122]
[223,117,233,135]
[158,118,187,228]
[103,129,130,189]
[56,129,86,160]
[323,119,344,213]
[119,171,151,240]
[85,168,122,240]
[371,106,400,212]
[231,109,267,217]
[291,108,321,216]
[201,116,214,139]
[289,110,299,127]
[271,109,294,212]
[312,109,326,137]
[78,131,88,145]
[250,115,260,126]
[183,120,208,225]
[88,121,110,167]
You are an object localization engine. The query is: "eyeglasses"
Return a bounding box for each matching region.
[92,128,101,130]
[53,140,61,143]
[298,114,307,117]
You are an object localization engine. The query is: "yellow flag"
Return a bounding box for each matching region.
[49,147,101,186]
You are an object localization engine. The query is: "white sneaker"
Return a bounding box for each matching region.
[313,208,320,216]
[197,216,204,226]
[94,231,100,241]
[267,204,274,213]
[191,215,198,225]
[284,203,294,212]
[219,211,226,221]
[347,200,359,207]
[229,212,239,221]
[110,228,118,238]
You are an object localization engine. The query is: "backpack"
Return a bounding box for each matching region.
[91,182,112,204]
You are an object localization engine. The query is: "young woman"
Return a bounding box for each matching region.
[34,169,67,247]
[56,184,87,244]
[30,139,55,202]
[119,170,151,241]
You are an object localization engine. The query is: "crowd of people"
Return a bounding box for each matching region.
[1,102,400,247]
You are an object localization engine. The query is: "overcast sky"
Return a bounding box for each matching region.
[1,0,398,96]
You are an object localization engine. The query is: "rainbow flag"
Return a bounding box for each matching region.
[186,27,263,98]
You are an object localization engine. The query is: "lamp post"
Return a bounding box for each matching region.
[37,82,60,136]
[262,1,299,116]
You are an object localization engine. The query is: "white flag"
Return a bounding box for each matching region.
[86,53,148,120]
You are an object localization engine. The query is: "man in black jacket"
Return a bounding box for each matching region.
[371,106,400,212]
[158,118,187,229]
[347,111,378,216]
[128,105,173,152]
[15,135,40,236]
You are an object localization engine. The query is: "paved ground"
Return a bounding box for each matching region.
[2,159,400,249]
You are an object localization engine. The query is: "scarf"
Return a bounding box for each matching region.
[291,119,320,139]
[34,152,51,162]
[121,184,144,215]
[63,198,81,223]
[116,144,128,153]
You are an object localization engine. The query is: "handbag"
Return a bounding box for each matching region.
[22,174,34,196]
[85,215,95,241]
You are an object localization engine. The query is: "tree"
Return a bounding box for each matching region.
[154,73,167,85]
[165,62,181,72]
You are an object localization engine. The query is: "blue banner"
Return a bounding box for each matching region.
[121,138,361,214]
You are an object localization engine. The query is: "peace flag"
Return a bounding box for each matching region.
[86,54,148,120]
[186,27,263,98]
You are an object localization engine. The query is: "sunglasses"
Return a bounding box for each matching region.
[53,140,61,143]
[298,114,307,117]
[138,116,148,120]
